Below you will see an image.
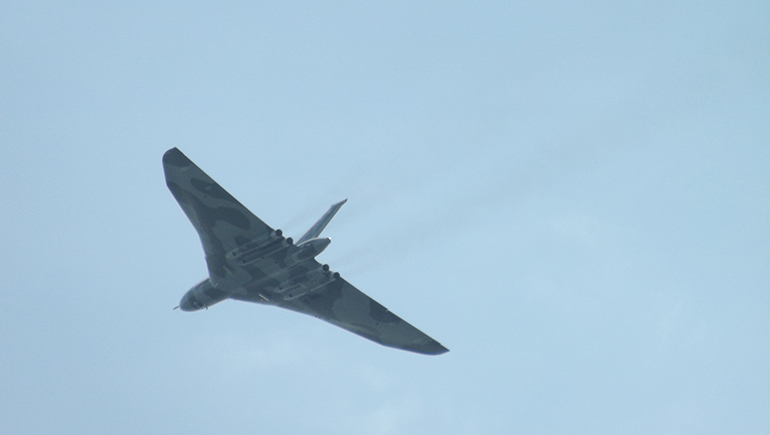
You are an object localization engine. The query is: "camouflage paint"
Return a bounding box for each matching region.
[163,148,448,355]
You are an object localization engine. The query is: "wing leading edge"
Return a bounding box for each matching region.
[292,275,448,355]
[163,148,275,257]
[163,148,281,282]
[231,266,449,355]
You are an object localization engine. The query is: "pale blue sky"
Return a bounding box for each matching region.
[2,1,769,434]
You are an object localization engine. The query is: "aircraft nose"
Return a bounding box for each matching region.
[178,294,196,312]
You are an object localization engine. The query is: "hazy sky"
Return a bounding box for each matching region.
[2,1,768,434]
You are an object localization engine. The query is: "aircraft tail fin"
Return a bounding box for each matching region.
[297,199,347,245]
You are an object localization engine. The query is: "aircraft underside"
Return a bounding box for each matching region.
[164,147,448,355]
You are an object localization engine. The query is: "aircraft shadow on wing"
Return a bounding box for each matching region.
[163,148,448,355]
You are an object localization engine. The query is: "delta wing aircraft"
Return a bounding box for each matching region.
[163,148,448,355]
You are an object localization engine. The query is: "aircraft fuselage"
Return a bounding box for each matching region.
[179,237,332,311]
[164,147,448,354]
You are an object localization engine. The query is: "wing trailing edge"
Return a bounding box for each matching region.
[162,148,276,256]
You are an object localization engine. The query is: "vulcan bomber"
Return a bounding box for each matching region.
[163,148,448,355]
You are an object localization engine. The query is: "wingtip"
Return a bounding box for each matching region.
[163,147,191,168]
[402,339,450,356]
[163,147,180,157]
[431,344,450,356]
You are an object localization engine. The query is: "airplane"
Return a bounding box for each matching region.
[163,148,448,355]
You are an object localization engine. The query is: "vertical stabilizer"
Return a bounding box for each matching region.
[297,199,347,245]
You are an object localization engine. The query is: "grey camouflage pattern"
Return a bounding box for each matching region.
[163,148,448,355]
